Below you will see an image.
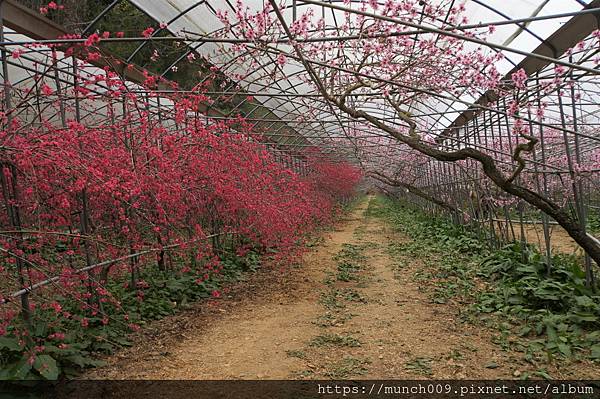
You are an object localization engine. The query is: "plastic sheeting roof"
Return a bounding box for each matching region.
[98,1,600,148]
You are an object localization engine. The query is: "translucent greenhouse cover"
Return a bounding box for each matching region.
[0,0,543,144]
[4,27,177,126]
[124,0,592,142]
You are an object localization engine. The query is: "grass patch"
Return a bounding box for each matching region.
[334,243,367,282]
[335,243,368,263]
[314,312,354,327]
[310,333,361,348]
[341,288,368,303]
[319,290,347,310]
[316,288,366,327]
[291,369,315,378]
[404,357,433,376]
[324,357,370,378]
[446,349,465,361]
[337,265,359,282]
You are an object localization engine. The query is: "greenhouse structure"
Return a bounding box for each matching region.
[0,0,599,392]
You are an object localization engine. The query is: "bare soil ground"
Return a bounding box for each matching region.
[84,197,598,380]
[495,220,582,256]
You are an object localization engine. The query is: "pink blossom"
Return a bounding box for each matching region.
[276,53,287,67]
[142,27,155,38]
[511,68,527,89]
[40,84,54,96]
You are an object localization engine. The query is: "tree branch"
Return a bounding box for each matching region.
[326,86,600,265]
[368,170,461,214]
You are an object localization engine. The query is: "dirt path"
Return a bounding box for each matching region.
[84,196,587,380]
[85,198,369,379]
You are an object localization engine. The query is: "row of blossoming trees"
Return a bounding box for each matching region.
[0,25,361,375]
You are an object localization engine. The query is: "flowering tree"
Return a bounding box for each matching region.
[212,0,600,266]
[0,9,363,377]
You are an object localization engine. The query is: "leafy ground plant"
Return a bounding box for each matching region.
[0,250,260,380]
[334,244,367,282]
[310,333,361,348]
[404,357,433,376]
[323,357,370,378]
[374,195,600,362]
